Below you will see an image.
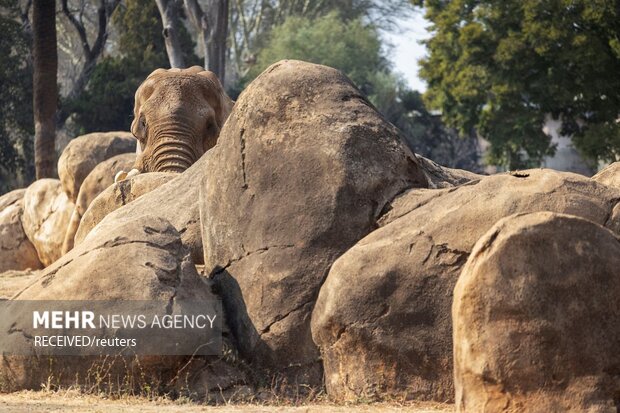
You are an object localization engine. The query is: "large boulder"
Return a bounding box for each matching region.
[62,153,135,253]
[74,172,177,246]
[0,190,42,272]
[1,213,230,393]
[21,179,75,266]
[201,60,428,383]
[453,212,620,412]
[311,169,620,402]
[592,162,620,190]
[57,131,136,203]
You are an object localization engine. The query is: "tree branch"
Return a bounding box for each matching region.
[58,0,121,126]
[19,0,33,38]
[61,0,91,58]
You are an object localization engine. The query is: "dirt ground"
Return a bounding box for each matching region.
[0,391,454,413]
[0,269,39,299]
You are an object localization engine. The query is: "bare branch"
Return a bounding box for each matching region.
[184,0,229,81]
[19,0,33,37]
[58,0,121,126]
[90,0,118,61]
[61,0,91,58]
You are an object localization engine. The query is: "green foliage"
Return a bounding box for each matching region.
[68,0,199,133]
[572,121,620,162]
[230,0,413,77]
[417,0,620,168]
[67,57,145,133]
[247,12,388,92]
[369,71,481,170]
[0,0,34,193]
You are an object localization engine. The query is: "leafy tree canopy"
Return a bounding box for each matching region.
[230,0,413,77]
[247,11,388,92]
[0,0,34,192]
[414,0,620,168]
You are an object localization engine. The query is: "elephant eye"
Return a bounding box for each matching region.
[138,116,147,138]
[132,114,147,144]
[207,115,221,133]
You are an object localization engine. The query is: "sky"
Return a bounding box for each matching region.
[382,11,431,92]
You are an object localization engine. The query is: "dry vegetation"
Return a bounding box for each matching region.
[0,390,453,413]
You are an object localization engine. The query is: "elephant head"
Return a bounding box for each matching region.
[115,66,233,182]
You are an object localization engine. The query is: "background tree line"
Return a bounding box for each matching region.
[2,0,480,194]
[2,0,618,194]
[413,0,620,169]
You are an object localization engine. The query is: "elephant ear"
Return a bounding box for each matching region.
[197,70,234,131]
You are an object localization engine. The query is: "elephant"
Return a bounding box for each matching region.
[115,66,234,182]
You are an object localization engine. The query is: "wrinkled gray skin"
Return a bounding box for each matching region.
[116,66,233,181]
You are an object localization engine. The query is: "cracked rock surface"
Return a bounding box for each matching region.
[21,179,74,267]
[0,190,42,272]
[454,212,620,412]
[57,131,136,203]
[74,172,176,246]
[311,168,620,403]
[1,214,227,392]
[201,60,429,384]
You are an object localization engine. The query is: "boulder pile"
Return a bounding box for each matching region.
[0,60,618,409]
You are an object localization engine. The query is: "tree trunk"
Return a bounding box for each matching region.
[155,0,186,68]
[206,0,228,82]
[32,0,57,179]
[184,0,228,83]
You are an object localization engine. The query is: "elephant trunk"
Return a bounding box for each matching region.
[153,143,195,172]
[151,125,200,173]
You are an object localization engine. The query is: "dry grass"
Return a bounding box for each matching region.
[0,268,455,412]
[0,390,454,413]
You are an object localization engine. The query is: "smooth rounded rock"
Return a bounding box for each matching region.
[592,162,620,190]
[74,172,176,246]
[454,212,620,412]
[57,131,136,203]
[0,190,42,272]
[21,179,75,266]
[62,153,135,253]
[311,169,620,402]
